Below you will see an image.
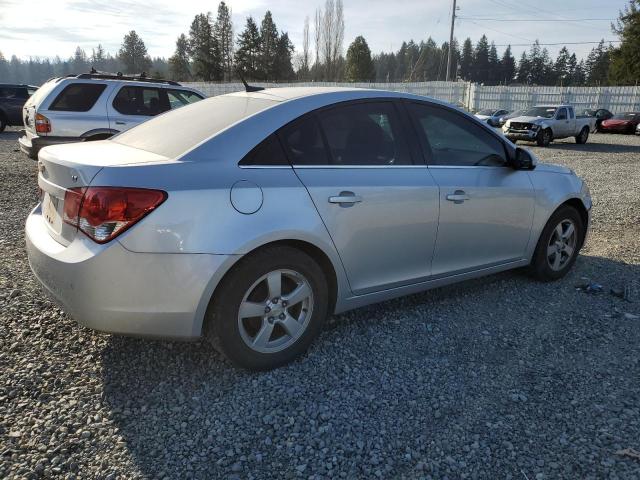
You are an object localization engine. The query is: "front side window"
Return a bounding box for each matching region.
[113,86,168,116]
[557,108,568,120]
[167,89,204,109]
[49,83,106,112]
[407,102,507,167]
[316,102,412,166]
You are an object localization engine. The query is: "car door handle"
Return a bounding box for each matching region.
[115,121,126,125]
[329,192,362,205]
[446,190,469,203]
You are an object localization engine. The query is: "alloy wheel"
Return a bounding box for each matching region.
[237,269,314,354]
[546,219,577,271]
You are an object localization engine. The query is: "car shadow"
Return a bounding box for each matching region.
[100,254,640,478]
[0,130,22,142]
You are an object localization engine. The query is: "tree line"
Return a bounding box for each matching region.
[0,0,638,86]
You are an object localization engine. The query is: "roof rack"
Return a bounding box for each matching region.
[75,69,180,86]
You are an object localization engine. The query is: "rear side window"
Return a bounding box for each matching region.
[279,116,330,166]
[113,86,169,116]
[407,102,507,167]
[317,102,412,165]
[49,83,106,112]
[239,134,289,166]
[167,89,204,109]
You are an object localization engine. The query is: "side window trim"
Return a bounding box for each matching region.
[404,100,511,168]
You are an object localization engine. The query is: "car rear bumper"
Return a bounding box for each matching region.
[25,204,232,339]
[19,134,83,159]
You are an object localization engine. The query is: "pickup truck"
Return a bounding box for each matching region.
[502,105,596,147]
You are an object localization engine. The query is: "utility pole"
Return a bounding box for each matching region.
[446,0,457,82]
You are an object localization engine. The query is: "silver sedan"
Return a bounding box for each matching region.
[26,87,592,370]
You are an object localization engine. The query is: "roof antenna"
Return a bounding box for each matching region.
[237,71,264,92]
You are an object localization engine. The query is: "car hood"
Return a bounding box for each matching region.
[535,163,574,175]
[510,116,549,124]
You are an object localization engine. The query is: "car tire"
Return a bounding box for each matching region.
[536,128,552,147]
[204,245,329,370]
[575,126,589,144]
[0,114,6,133]
[529,205,583,282]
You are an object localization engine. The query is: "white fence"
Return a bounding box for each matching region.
[183,81,640,114]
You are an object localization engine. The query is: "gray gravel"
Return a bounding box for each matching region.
[1,127,640,479]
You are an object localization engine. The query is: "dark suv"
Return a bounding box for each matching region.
[0,84,38,132]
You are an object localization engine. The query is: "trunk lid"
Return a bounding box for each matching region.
[37,140,170,246]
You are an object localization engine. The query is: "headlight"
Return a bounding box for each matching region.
[530,124,540,131]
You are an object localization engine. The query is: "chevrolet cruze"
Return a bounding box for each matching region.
[26,87,592,370]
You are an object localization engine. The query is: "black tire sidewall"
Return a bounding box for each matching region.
[576,127,589,144]
[531,206,583,281]
[0,116,6,133]
[205,246,328,370]
[537,129,551,147]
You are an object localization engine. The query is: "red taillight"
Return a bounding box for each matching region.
[35,113,51,134]
[63,187,167,243]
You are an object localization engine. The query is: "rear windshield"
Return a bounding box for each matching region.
[25,80,57,107]
[112,95,279,158]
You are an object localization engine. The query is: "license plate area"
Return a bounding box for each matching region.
[43,193,63,234]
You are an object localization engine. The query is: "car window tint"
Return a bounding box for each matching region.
[557,108,567,120]
[113,86,168,116]
[239,134,289,166]
[49,83,106,112]
[317,102,412,165]
[407,102,507,167]
[167,89,203,109]
[279,116,330,165]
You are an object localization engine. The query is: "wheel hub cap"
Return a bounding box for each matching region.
[237,269,314,354]
[547,219,577,271]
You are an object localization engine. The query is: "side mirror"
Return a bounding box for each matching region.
[512,147,536,170]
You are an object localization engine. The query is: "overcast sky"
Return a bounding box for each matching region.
[0,0,627,63]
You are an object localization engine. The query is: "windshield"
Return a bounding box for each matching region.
[613,112,638,120]
[523,107,556,118]
[113,94,279,158]
[477,109,494,115]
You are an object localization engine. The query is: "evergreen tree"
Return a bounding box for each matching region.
[0,52,8,83]
[118,30,151,74]
[72,46,88,73]
[345,35,375,82]
[214,1,234,80]
[235,17,261,79]
[274,32,295,80]
[567,53,578,85]
[499,45,516,84]
[90,44,106,71]
[169,34,191,81]
[188,13,220,81]
[258,11,279,80]
[554,46,571,85]
[516,51,530,84]
[585,40,611,85]
[487,42,499,84]
[473,35,490,83]
[459,38,473,80]
[609,0,640,84]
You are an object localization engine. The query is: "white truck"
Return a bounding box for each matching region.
[502,105,597,147]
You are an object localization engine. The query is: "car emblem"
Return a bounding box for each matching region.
[71,174,78,182]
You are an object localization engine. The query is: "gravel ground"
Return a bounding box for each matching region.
[1,127,639,479]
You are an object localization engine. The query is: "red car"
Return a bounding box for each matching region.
[599,112,640,134]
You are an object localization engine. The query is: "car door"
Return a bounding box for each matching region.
[555,107,570,137]
[107,85,170,132]
[405,101,535,277]
[280,100,440,295]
